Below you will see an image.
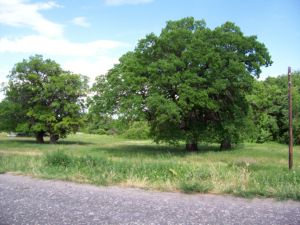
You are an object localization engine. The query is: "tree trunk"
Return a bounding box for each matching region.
[35,132,44,144]
[50,134,59,144]
[186,140,198,151]
[220,139,232,150]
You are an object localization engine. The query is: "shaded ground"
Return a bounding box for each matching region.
[0,174,299,225]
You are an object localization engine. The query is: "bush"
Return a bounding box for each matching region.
[92,128,107,135]
[122,121,150,139]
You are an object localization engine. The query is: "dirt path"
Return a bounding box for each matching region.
[0,174,299,225]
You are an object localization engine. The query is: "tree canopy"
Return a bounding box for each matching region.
[248,71,300,144]
[1,55,88,143]
[91,17,272,151]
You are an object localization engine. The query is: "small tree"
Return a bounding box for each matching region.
[92,18,272,151]
[4,55,88,143]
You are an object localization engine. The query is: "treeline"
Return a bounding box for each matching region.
[248,73,300,144]
[0,17,299,150]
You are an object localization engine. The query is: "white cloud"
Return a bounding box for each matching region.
[71,16,90,27]
[0,0,129,88]
[35,1,62,10]
[104,0,154,6]
[63,57,119,81]
[0,35,128,56]
[0,0,63,37]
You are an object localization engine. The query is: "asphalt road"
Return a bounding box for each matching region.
[0,174,299,225]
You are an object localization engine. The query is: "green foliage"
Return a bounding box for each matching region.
[248,71,300,144]
[122,121,150,139]
[0,99,26,132]
[91,17,272,150]
[2,55,89,143]
[82,109,132,135]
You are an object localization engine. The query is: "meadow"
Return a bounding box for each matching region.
[0,133,299,200]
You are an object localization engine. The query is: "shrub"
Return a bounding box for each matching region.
[123,121,150,139]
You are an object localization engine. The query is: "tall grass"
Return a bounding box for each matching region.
[0,133,299,200]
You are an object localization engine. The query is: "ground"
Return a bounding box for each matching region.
[0,133,299,200]
[1,174,300,225]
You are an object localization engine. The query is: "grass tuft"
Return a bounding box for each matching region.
[179,181,213,193]
[44,151,73,168]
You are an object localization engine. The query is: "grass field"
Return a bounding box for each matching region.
[0,132,299,200]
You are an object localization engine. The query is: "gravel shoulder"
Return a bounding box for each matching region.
[0,174,299,225]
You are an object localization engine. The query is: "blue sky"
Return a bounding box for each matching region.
[0,0,300,99]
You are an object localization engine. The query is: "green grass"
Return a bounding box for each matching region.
[0,132,299,200]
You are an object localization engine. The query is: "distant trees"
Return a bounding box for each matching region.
[91,17,272,151]
[248,71,300,144]
[0,55,88,143]
[0,99,25,132]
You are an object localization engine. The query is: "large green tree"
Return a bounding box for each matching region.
[2,55,88,143]
[92,17,272,150]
